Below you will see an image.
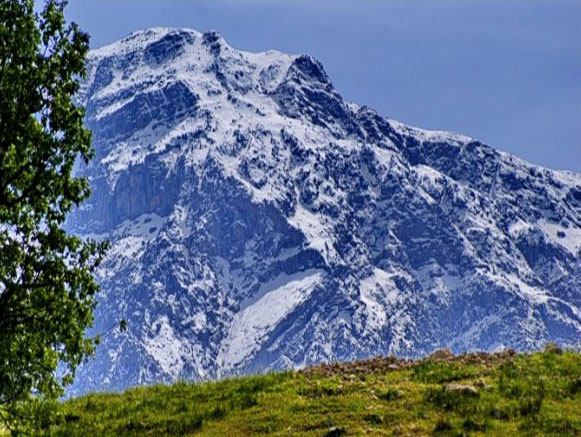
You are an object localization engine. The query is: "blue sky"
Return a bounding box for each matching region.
[62,0,579,172]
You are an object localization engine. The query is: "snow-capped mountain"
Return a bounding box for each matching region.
[69,28,581,394]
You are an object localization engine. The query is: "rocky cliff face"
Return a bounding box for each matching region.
[69,28,581,394]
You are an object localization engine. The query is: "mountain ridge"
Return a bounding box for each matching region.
[68,27,581,395]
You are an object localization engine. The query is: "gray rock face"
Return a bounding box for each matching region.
[68,28,581,395]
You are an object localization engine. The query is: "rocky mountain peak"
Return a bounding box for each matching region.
[69,28,581,395]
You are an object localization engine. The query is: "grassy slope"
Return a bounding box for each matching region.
[45,350,581,436]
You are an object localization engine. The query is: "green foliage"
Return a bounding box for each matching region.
[433,418,453,434]
[497,360,547,418]
[45,373,292,436]
[0,0,106,432]
[412,361,479,384]
[462,418,487,432]
[568,377,581,396]
[296,379,351,398]
[377,387,402,401]
[41,352,581,436]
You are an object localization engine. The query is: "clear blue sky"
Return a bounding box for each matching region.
[61,0,579,172]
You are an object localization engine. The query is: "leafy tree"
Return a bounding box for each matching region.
[0,0,106,432]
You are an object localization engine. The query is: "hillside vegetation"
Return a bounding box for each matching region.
[41,348,581,436]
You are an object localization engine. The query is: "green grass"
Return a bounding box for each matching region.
[38,351,581,436]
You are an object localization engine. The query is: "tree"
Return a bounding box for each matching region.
[0,0,106,432]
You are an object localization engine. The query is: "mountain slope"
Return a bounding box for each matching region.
[50,351,581,436]
[68,28,581,394]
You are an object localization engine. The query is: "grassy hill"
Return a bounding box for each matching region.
[41,348,581,436]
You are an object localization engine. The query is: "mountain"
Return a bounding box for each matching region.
[68,28,581,394]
